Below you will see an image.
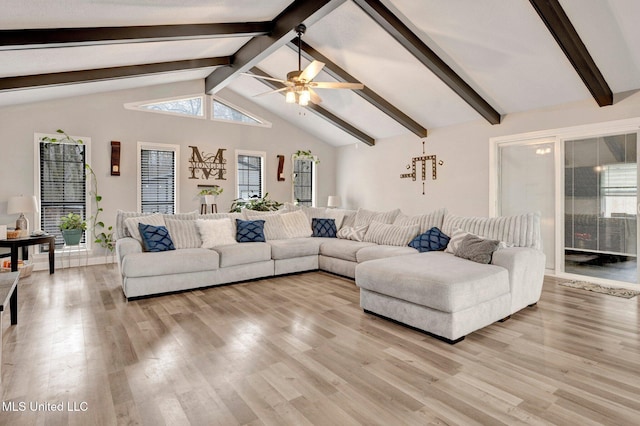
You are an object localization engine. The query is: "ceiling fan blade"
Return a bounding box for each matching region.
[253,87,289,97]
[240,72,289,84]
[309,88,322,104]
[299,60,325,82]
[309,81,364,90]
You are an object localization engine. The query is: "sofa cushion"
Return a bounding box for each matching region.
[236,219,266,243]
[268,238,323,260]
[121,248,219,277]
[363,221,419,246]
[442,212,541,250]
[356,252,509,313]
[281,210,313,238]
[197,218,237,248]
[354,208,401,227]
[124,213,166,243]
[394,208,447,233]
[408,227,450,253]
[244,212,287,240]
[356,245,418,263]
[213,242,271,267]
[320,239,376,262]
[165,219,201,249]
[455,234,500,264]
[138,224,175,252]
[312,218,337,238]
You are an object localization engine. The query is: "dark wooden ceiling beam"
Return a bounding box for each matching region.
[288,39,427,137]
[205,0,346,94]
[0,22,272,50]
[352,0,501,125]
[0,57,231,91]
[529,0,613,106]
[250,67,375,146]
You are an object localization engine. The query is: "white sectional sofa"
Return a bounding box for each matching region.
[115,206,545,343]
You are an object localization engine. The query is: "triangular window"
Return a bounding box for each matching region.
[125,94,205,119]
[137,95,204,118]
[212,97,270,127]
[125,95,270,127]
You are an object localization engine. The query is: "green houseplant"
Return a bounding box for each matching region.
[59,212,87,246]
[229,193,282,213]
[198,186,223,205]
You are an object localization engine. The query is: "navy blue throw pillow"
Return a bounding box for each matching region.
[138,223,175,252]
[408,226,450,253]
[312,218,337,238]
[236,219,266,243]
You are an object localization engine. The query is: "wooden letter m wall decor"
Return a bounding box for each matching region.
[188,146,227,180]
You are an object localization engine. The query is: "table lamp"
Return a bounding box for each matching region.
[327,195,341,209]
[7,195,39,237]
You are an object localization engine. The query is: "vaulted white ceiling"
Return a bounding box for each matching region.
[1,0,639,146]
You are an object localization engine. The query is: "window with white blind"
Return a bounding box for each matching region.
[137,142,179,214]
[36,135,90,248]
[293,158,315,206]
[236,151,264,199]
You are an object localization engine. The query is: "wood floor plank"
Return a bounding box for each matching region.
[2,266,640,425]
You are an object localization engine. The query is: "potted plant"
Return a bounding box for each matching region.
[229,193,282,212]
[59,212,87,246]
[198,186,223,205]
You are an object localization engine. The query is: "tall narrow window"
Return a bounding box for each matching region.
[293,158,315,206]
[138,143,179,213]
[37,135,89,248]
[236,151,264,199]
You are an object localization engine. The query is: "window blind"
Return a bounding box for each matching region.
[141,149,175,214]
[293,158,313,206]
[39,142,86,247]
[237,154,262,199]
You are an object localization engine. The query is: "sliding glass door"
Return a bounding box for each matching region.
[564,133,637,283]
[497,140,556,269]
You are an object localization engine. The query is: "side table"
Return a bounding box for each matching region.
[0,234,55,274]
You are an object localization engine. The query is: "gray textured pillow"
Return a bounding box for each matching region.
[454,234,500,264]
[165,219,201,249]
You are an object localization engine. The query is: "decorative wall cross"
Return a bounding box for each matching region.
[188,146,227,180]
[400,140,442,195]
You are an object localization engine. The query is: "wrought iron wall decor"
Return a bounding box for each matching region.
[188,145,227,180]
[400,140,443,195]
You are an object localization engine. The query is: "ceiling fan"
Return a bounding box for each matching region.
[243,24,364,106]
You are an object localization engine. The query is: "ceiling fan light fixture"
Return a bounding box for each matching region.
[299,88,311,106]
[285,89,296,104]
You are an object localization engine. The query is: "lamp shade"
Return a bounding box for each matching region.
[327,195,341,208]
[7,195,38,214]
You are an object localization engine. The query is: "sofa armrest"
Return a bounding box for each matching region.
[491,247,546,314]
[116,237,143,274]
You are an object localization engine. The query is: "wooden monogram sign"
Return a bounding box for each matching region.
[188,146,227,180]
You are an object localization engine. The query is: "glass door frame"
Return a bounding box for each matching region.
[490,117,640,288]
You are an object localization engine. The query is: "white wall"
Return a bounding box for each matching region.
[337,90,640,216]
[0,79,337,261]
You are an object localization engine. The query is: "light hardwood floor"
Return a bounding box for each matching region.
[1,265,639,425]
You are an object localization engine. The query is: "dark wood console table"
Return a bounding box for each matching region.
[0,235,55,274]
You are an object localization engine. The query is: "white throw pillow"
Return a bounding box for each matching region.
[197,218,237,248]
[124,213,166,243]
[280,210,312,238]
[337,225,369,242]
